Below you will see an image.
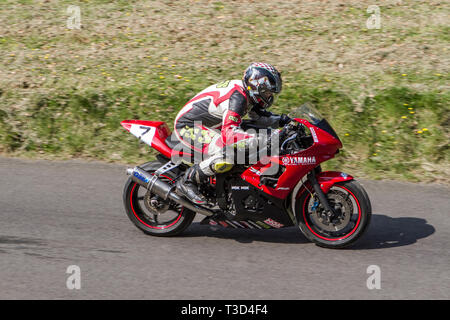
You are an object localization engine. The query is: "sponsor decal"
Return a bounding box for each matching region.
[218,221,229,228]
[264,218,284,228]
[309,127,319,143]
[133,171,149,183]
[225,220,239,228]
[276,187,290,191]
[247,221,263,229]
[255,221,271,229]
[209,220,218,226]
[231,186,250,190]
[282,156,317,166]
[228,115,239,122]
[239,221,253,229]
[232,221,245,228]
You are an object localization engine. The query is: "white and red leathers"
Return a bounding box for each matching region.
[173,79,282,175]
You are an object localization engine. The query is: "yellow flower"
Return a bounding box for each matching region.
[417,130,423,134]
[401,74,407,76]
[401,116,407,119]
[403,103,409,106]
[159,76,165,79]
[185,79,190,82]
[435,73,441,76]
[381,130,387,133]
[373,153,377,156]
[344,133,349,136]
[422,128,428,131]
[410,111,415,114]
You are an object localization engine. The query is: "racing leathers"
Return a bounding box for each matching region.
[173,79,283,204]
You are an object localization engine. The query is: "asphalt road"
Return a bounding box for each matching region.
[0,156,449,300]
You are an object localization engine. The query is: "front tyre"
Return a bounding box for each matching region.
[123,161,196,236]
[295,180,371,248]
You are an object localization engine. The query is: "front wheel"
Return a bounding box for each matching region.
[123,161,196,236]
[295,180,371,248]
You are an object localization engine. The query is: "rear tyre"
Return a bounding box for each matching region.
[295,180,371,248]
[123,161,196,236]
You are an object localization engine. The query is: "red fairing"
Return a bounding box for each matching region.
[121,120,172,158]
[240,118,344,199]
[316,171,354,193]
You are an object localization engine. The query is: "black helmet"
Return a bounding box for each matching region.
[243,62,282,109]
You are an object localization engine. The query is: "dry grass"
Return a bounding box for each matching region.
[1,0,448,94]
[0,0,448,183]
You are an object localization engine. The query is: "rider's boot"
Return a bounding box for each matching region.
[176,164,208,205]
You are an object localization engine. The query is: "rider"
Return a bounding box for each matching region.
[173,62,291,204]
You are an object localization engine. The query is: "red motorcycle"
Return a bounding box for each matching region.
[121,103,371,248]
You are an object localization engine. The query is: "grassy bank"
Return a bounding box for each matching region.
[0,0,448,183]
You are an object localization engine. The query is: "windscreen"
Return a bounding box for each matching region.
[289,102,340,141]
[288,102,324,125]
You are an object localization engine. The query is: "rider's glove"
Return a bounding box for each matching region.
[279,114,292,127]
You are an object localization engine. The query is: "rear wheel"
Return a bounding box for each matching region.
[295,180,371,248]
[123,161,196,236]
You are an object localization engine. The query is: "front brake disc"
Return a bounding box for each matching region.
[309,190,352,232]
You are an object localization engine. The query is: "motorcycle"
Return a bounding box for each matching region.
[121,102,371,248]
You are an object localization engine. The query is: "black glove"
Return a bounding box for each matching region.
[279,114,292,127]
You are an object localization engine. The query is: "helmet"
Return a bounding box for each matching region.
[243,62,282,109]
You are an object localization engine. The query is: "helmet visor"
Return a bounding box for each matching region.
[259,90,278,108]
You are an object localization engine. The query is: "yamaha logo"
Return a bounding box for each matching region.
[282,156,317,166]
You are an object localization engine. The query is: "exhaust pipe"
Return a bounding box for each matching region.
[127,166,214,217]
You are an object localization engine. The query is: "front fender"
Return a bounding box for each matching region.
[288,171,354,226]
[316,171,354,194]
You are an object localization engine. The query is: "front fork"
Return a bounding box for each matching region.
[307,169,337,219]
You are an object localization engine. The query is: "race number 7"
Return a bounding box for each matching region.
[139,126,151,139]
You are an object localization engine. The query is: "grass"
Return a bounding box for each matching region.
[0,0,449,183]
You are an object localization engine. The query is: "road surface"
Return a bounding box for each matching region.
[0,156,449,299]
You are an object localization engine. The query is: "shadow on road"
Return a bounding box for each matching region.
[350,214,435,250]
[184,223,309,244]
[182,214,435,249]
